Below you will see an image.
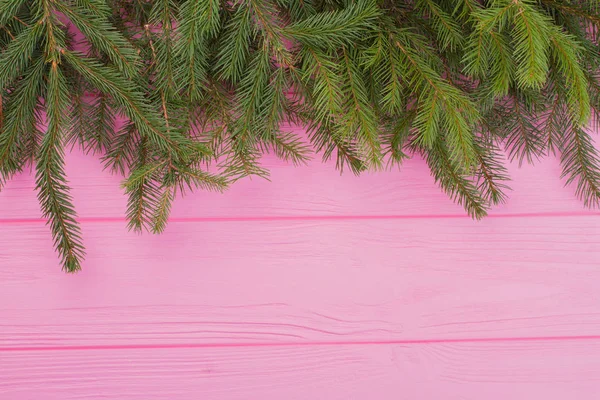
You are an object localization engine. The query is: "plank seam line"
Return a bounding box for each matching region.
[4,335,600,352]
[0,211,599,225]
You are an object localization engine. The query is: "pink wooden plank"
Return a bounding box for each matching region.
[2,128,600,399]
[0,132,595,220]
[2,340,600,399]
[2,216,598,350]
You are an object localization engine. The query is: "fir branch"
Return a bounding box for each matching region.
[255,67,311,165]
[222,146,270,180]
[215,4,255,83]
[36,59,85,272]
[276,0,316,21]
[143,24,175,138]
[259,131,311,166]
[503,95,546,165]
[74,94,115,154]
[200,80,234,157]
[393,30,478,167]
[415,0,464,51]
[540,0,600,29]
[103,121,139,175]
[0,0,27,27]
[362,32,404,115]
[464,20,514,96]
[71,0,112,16]
[149,0,178,98]
[54,2,139,78]
[382,110,414,168]
[151,186,172,234]
[308,120,366,175]
[122,150,164,233]
[228,47,272,177]
[284,1,380,49]
[473,139,510,205]
[168,165,228,194]
[248,0,293,67]
[541,91,568,155]
[145,162,227,233]
[423,139,488,219]
[299,46,344,120]
[63,51,201,161]
[560,125,600,208]
[68,90,96,151]
[508,0,552,89]
[547,27,590,124]
[486,30,514,96]
[261,67,289,137]
[0,23,43,91]
[339,48,382,169]
[175,0,219,101]
[0,56,45,179]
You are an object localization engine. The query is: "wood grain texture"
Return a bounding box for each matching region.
[1,134,600,399]
[2,341,600,399]
[1,217,599,351]
[0,132,596,221]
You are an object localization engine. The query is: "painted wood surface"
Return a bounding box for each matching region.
[1,132,600,399]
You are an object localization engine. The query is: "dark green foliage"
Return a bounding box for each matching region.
[1,0,600,271]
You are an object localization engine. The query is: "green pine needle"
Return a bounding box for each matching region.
[560,125,600,208]
[36,62,85,272]
[423,138,488,219]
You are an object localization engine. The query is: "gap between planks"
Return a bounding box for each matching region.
[4,334,600,353]
[0,210,599,225]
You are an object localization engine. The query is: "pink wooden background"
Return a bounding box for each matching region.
[1,126,600,399]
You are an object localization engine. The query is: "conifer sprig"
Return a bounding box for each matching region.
[1,0,600,271]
